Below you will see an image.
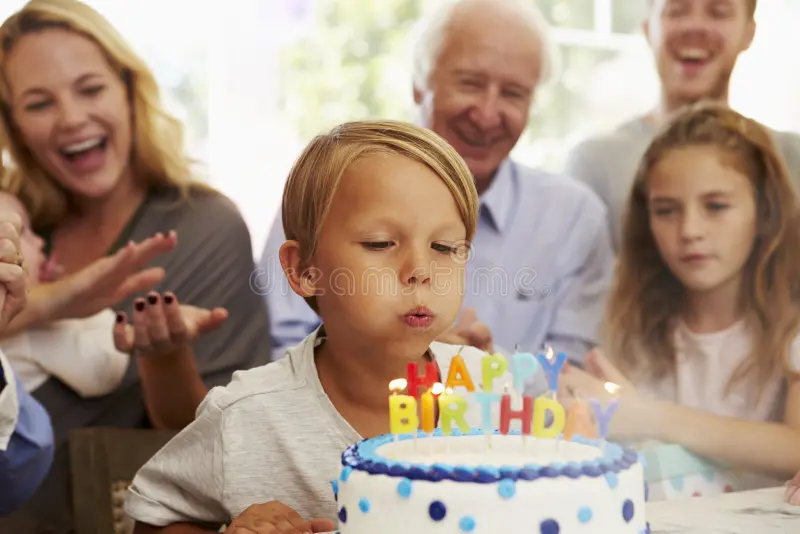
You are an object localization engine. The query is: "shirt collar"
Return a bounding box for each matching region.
[479,159,515,234]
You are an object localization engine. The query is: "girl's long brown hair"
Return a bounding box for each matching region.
[606,102,800,400]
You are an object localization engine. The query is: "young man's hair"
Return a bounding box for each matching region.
[649,0,757,18]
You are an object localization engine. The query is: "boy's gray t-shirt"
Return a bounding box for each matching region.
[566,117,800,252]
[124,331,511,528]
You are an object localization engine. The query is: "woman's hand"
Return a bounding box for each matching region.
[31,232,177,322]
[0,212,27,331]
[113,291,228,357]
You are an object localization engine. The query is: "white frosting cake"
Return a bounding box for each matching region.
[334,429,649,534]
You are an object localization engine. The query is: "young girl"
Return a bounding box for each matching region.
[562,102,800,500]
[124,120,513,533]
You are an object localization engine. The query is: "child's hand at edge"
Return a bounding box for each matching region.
[227,501,335,534]
[114,291,228,357]
[787,470,800,505]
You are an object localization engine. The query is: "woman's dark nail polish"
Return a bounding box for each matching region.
[164,294,174,305]
[115,312,125,323]
[135,300,145,312]
[147,294,158,305]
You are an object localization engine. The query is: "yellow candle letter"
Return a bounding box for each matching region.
[389,395,419,434]
[532,397,565,438]
[481,352,508,393]
[445,355,476,392]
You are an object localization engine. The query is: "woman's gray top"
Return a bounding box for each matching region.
[4,186,271,533]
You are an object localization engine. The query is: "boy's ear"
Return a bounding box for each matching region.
[279,240,319,298]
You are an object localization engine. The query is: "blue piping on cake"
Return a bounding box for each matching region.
[340,428,640,484]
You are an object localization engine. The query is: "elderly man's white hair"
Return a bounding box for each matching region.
[411,0,561,92]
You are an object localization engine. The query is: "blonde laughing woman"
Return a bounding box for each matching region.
[0,0,270,531]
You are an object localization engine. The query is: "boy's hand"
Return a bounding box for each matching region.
[787,470,800,505]
[114,291,228,357]
[227,501,335,533]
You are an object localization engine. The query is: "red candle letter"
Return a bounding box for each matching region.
[407,362,438,399]
[499,394,533,435]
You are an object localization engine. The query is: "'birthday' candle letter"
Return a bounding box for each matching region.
[532,397,566,438]
[500,394,533,435]
[473,392,501,432]
[389,395,419,434]
[589,398,619,440]
[438,391,470,435]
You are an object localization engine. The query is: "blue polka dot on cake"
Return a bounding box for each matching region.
[396,478,412,499]
[429,500,447,521]
[338,506,347,524]
[604,472,618,489]
[459,515,476,532]
[358,497,370,513]
[622,499,635,523]
[577,506,592,523]
[498,478,516,499]
[540,518,560,534]
[340,466,352,482]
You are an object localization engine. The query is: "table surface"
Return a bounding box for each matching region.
[647,486,800,533]
[320,487,800,534]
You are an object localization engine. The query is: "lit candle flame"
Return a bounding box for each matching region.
[389,378,408,394]
[431,382,445,395]
[604,382,621,395]
[545,346,554,361]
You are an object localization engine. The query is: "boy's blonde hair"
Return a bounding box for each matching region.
[282,120,479,311]
[606,102,800,401]
[0,0,212,229]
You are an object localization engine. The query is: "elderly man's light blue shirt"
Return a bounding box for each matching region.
[257,159,614,365]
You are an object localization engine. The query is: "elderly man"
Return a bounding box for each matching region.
[259,0,614,367]
[566,0,800,252]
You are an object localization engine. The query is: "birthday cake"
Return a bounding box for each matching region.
[333,350,649,533]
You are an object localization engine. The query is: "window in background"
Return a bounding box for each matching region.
[79,0,211,173]
[277,0,800,177]
[277,0,654,174]
[0,0,211,174]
